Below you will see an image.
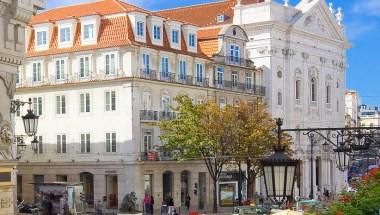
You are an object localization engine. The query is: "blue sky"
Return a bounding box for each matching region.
[45,0,380,106]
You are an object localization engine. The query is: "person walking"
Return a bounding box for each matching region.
[150,195,154,214]
[144,194,151,214]
[185,194,191,211]
[167,197,174,215]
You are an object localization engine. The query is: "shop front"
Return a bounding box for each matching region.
[218,171,246,207]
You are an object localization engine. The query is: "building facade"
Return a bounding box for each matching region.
[359,105,380,127]
[0,1,44,215]
[15,0,350,211]
[345,90,361,127]
[15,0,264,212]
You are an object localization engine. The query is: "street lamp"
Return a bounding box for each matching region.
[322,141,329,152]
[334,142,351,171]
[21,99,39,137]
[260,118,299,205]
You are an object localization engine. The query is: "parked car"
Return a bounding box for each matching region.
[232,206,271,215]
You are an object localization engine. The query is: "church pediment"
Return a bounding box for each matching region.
[293,1,346,42]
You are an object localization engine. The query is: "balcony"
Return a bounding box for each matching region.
[159,72,176,83]
[140,151,175,161]
[140,110,177,122]
[194,77,209,87]
[213,80,265,96]
[213,55,254,68]
[140,69,158,80]
[177,75,193,85]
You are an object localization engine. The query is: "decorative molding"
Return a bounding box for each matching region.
[0,1,10,15]
[0,113,13,160]
[13,7,34,23]
[0,54,23,65]
[302,52,309,60]
[320,57,327,64]
[0,71,16,99]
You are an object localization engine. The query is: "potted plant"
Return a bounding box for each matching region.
[118,192,142,215]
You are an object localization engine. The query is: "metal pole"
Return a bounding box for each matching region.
[310,137,314,199]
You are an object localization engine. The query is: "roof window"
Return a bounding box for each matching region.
[217,14,225,23]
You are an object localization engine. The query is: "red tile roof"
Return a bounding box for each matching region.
[156,0,264,27]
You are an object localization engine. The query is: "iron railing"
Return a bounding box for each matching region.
[213,55,255,68]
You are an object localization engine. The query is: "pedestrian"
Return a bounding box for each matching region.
[150,195,154,214]
[185,194,191,211]
[144,194,151,214]
[95,200,103,215]
[167,196,174,215]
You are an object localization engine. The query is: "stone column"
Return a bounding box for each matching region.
[0,1,44,214]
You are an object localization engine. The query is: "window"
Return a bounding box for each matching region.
[137,21,144,36]
[143,131,153,152]
[32,62,42,82]
[188,33,196,47]
[105,54,116,75]
[230,45,240,63]
[142,92,152,110]
[32,97,43,116]
[105,91,116,112]
[172,29,179,44]
[56,95,66,115]
[55,59,65,80]
[311,78,317,102]
[57,134,66,154]
[219,97,226,108]
[179,60,186,80]
[295,80,301,100]
[59,27,70,43]
[326,85,331,104]
[161,57,169,78]
[80,93,90,113]
[79,56,90,78]
[217,14,225,22]
[245,72,252,90]
[337,100,339,112]
[80,133,90,153]
[161,94,170,113]
[16,68,20,84]
[83,24,94,40]
[153,25,161,40]
[278,92,283,106]
[143,54,150,73]
[232,71,238,88]
[56,175,68,182]
[217,67,224,85]
[106,132,117,153]
[34,136,43,154]
[36,31,47,46]
[196,63,203,83]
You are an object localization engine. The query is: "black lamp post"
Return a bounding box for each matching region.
[334,142,351,171]
[322,141,329,152]
[21,99,39,137]
[260,118,299,205]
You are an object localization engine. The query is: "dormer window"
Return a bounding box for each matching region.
[59,27,71,43]
[137,21,144,37]
[217,14,225,23]
[230,45,240,63]
[83,24,94,40]
[153,25,161,40]
[36,31,47,46]
[172,29,179,44]
[188,33,196,48]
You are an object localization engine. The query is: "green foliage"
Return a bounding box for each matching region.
[323,173,380,215]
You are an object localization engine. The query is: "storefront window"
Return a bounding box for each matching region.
[106,175,118,208]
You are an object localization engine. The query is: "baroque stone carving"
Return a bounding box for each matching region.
[0,71,16,99]
[0,113,13,160]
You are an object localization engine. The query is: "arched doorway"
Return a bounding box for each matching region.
[181,171,190,206]
[80,172,94,206]
[162,171,173,202]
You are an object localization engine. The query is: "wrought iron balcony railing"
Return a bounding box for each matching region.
[213,55,255,68]
[140,110,177,122]
[213,80,265,96]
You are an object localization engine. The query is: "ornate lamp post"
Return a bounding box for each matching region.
[334,142,351,171]
[260,118,299,205]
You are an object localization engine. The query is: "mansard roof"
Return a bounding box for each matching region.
[156,0,264,27]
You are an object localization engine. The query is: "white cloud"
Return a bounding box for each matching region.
[345,20,377,41]
[352,0,380,17]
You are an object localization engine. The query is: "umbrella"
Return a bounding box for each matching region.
[272,209,303,215]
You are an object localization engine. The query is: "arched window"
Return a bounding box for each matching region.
[326,84,331,104]
[311,78,317,102]
[219,97,226,108]
[161,93,171,113]
[295,80,301,100]
[277,91,282,106]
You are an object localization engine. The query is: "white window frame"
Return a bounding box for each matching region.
[34,136,43,154]
[80,133,91,153]
[59,26,71,44]
[32,97,43,116]
[161,57,169,78]
[219,97,226,108]
[153,25,161,40]
[105,90,116,112]
[172,29,179,44]
[79,56,91,78]
[137,21,144,37]
[232,71,238,88]
[311,78,317,102]
[32,62,42,83]
[295,80,301,100]
[142,53,150,73]
[56,95,66,115]
[57,134,67,154]
[326,84,332,104]
[80,93,91,113]
[188,33,196,48]
[55,59,66,81]
[217,66,224,85]
[106,132,117,153]
[36,30,47,47]
[196,63,204,83]
[104,53,116,75]
[245,72,253,90]
[179,59,186,80]
[83,23,94,41]
[230,45,240,63]
[143,130,153,153]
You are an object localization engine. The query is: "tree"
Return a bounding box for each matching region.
[159,95,232,213]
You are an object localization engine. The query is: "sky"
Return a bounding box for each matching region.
[45,0,380,106]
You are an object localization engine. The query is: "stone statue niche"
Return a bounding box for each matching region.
[0,113,13,160]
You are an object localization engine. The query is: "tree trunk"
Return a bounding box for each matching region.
[238,162,243,205]
[246,162,254,200]
[213,179,218,213]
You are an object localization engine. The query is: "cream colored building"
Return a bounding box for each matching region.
[0,0,44,215]
[345,90,360,127]
[15,0,264,212]
[359,105,380,127]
